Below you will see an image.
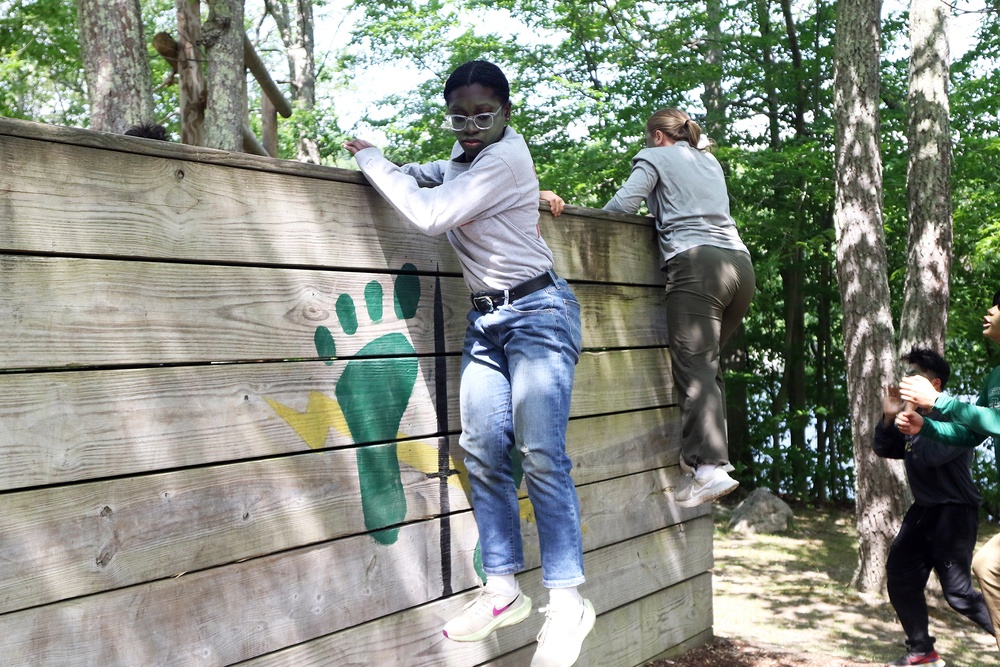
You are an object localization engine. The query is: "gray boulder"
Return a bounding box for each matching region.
[728,488,793,534]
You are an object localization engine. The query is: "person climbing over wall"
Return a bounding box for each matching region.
[343,59,594,667]
[603,108,755,508]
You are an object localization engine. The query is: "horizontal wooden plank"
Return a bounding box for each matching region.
[570,407,680,485]
[0,512,479,666]
[0,132,662,285]
[0,256,667,369]
[574,347,674,416]
[0,511,711,667]
[0,358,442,489]
[0,447,465,615]
[480,575,713,667]
[0,117,656,229]
[235,523,713,667]
[0,349,674,489]
[581,577,713,667]
[0,116,372,183]
[0,463,700,615]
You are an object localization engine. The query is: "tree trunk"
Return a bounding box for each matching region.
[264,0,320,163]
[900,0,952,354]
[700,0,727,140]
[832,0,909,594]
[76,0,153,133]
[722,327,752,481]
[782,253,809,498]
[781,10,810,499]
[176,0,206,146]
[755,0,781,149]
[780,0,807,136]
[813,215,836,502]
[203,0,244,152]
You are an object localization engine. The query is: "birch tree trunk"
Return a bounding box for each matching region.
[203,0,244,152]
[901,0,952,354]
[832,0,909,594]
[76,0,153,133]
[264,0,320,163]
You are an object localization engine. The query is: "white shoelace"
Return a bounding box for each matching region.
[535,603,582,642]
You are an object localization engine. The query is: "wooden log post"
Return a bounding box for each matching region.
[157,20,291,156]
[243,34,291,158]
[174,0,205,147]
[262,94,278,158]
[243,33,293,119]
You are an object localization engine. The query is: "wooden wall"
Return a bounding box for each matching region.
[0,116,713,666]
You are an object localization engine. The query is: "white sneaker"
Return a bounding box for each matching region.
[442,587,531,642]
[674,465,739,507]
[530,599,596,667]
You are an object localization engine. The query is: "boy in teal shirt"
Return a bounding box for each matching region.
[898,288,1000,652]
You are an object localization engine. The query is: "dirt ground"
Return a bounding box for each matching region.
[648,636,875,666]
[642,501,1000,667]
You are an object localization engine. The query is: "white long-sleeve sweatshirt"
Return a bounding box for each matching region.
[353,127,553,293]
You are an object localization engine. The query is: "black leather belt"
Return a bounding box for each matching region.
[471,271,556,313]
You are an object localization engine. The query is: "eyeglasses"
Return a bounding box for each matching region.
[440,108,504,132]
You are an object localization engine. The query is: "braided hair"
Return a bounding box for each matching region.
[444,60,510,105]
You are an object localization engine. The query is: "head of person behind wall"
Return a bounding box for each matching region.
[645,108,704,150]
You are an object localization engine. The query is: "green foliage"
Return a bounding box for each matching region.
[0,0,86,124]
[948,9,1000,403]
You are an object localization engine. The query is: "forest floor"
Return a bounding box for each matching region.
[645,500,1000,667]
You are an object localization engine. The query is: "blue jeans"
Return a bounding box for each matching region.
[459,276,585,588]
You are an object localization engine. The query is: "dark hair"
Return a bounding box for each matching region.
[443,60,510,105]
[902,346,950,388]
[993,289,1000,308]
[124,123,169,141]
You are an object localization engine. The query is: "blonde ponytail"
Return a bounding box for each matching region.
[646,108,703,149]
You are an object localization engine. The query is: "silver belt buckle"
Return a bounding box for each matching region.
[473,295,495,313]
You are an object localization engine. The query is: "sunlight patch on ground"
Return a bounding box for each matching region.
[709,504,1000,665]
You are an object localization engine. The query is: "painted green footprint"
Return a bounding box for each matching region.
[313,264,421,545]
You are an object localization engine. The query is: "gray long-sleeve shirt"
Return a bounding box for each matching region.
[353,128,553,293]
[604,141,749,268]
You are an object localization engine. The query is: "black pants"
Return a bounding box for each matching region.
[887,503,996,652]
